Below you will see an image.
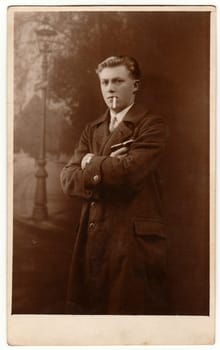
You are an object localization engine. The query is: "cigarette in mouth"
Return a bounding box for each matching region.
[112,97,117,109]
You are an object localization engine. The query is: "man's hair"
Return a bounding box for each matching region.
[96,55,141,80]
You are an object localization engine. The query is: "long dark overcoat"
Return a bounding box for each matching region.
[60,103,169,315]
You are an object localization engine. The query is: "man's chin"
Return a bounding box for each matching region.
[108,104,123,113]
[105,100,120,111]
[110,107,121,113]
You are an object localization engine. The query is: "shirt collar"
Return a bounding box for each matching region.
[90,103,149,127]
[110,103,134,123]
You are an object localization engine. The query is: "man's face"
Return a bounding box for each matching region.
[98,65,139,113]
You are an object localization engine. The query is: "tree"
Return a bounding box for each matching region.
[14,11,135,155]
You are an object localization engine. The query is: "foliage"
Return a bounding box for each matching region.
[14,11,137,155]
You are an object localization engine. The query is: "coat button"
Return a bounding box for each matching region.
[93,175,100,184]
[91,201,96,207]
[89,222,95,230]
[85,190,92,196]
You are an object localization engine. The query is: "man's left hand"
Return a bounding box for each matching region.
[110,147,128,158]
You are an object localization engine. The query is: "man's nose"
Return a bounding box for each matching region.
[107,82,115,92]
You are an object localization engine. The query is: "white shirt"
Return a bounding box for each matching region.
[109,103,134,131]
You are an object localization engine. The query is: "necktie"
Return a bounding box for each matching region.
[109,116,118,132]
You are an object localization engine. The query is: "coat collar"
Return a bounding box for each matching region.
[122,103,149,125]
[91,103,149,156]
[90,103,149,128]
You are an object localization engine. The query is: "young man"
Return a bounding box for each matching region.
[60,55,169,315]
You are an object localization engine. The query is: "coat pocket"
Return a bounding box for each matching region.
[134,220,166,240]
[133,219,167,276]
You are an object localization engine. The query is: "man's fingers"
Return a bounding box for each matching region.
[116,154,127,159]
[110,147,128,157]
[81,153,94,169]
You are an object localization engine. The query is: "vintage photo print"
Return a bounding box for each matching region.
[7,5,216,345]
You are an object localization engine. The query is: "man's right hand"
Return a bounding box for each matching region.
[110,147,128,158]
[81,153,94,170]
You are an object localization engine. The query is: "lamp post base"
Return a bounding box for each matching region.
[32,160,48,221]
[32,205,48,221]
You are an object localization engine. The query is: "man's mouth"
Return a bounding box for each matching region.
[107,96,117,108]
[108,96,117,100]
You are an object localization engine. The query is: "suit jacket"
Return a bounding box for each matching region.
[60,103,169,315]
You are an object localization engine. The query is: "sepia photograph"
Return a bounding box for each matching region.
[7,5,215,345]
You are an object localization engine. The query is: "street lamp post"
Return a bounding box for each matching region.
[32,18,57,221]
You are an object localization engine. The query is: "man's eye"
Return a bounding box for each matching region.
[101,80,108,86]
[115,79,124,84]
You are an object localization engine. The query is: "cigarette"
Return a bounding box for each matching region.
[113,97,117,109]
[111,139,134,151]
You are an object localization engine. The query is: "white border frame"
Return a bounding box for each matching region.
[1,2,217,347]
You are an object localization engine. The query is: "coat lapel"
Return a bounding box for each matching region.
[101,122,134,155]
[91,103,149,156]
[90,110,110,155]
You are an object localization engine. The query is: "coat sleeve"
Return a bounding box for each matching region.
[60,114,168,197]
[83,115,168,189]
[60,123,100,198]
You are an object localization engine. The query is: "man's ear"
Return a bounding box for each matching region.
[133,80,140,93]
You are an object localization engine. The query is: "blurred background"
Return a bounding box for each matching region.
[12,10,210,315]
